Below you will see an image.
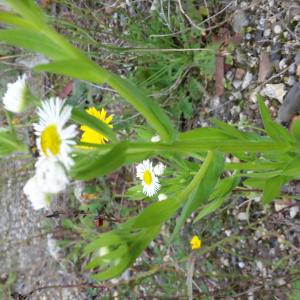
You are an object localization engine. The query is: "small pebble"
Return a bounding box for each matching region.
[237,212,248,221]
[289,206,299,218]
[262,83,286,103]
[273,24,282,34]
[241,72,253,90]
[264,28,271,37]
[233,80,242,89]
[245,33,252,40]
[279,58,287,70]
[288,63,296,75]
[286,76,296,86]
[225,230,232,237]
[238,262,245,268]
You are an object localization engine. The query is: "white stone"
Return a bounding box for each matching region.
[237,212,248,221]
[273,24,282,34]
[238,262,245,268]
[261,83,286,103]
[233,80,242,89]
[241,72,253,90]
[225,230,232,237]
[264,28,272,37]
[221,257,230,267]
[274,201,289,212]
[279,58,287,70]
[289,206,299,218]
[256,260,264,271]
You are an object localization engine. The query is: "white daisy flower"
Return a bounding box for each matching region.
[154,162,165,176]
[33,97,77,170]
[36,159,69,194]
[136,160,160,197]
[23,176,49,210]
[2,74,31,113]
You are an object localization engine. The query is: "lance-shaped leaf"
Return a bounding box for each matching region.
[262,175,285,204]
[71,107,117,143]
[193,176,240,222]
[0,129,27,156]
[71,142,127,180]
[0,29,69,60]
[0,11,38,30]
[171,152,224,240]
[258,95,295,144]
[5,0,46,25]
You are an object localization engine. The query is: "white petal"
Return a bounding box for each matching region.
[36,159,69,194]
[2,74,28,113]
[23,176,48,210]
[154,162,165,176]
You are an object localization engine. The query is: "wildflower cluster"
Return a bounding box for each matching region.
[24,97,77,209]
[3,74,124,211]
[2,75,170,210]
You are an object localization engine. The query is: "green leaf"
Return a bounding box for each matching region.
[290,117,300,140]
[91,255,131,281]
[71,107,117,143]
[193,176,239,222]
[108,73,175,142]
[178,127,233,141]
[0,130,26,156]
[125,185,146,201]
[173,140,290,153]
[262,176,284,204]
[171,152,224,239]
[194,44,219,77]
[5,0,46,24]
[0,29,69,60]
[34,60,110,85]
[128,225,160,262]
[84,233,124,256]
[179,98,193,118]
[71,143,127,180]
[133,199,179,228]
[85,245,129,269]
[210,118,246,140]
[258,95,294,144]
[282,155,300,177]
[243,178,265,189]
[0,11,38,30]
[194,196,225,222]
[208,176,240,200]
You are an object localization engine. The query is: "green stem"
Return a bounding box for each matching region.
[176,151,213,205]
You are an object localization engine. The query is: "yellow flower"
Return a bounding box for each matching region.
[80,107,113,147]
[190,235,202,250]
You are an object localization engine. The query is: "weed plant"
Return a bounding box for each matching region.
[0,1,300,298]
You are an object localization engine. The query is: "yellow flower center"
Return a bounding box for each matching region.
[143,170,153,185]
[40,124,61,157]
